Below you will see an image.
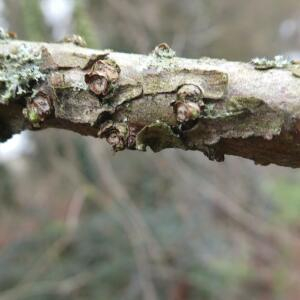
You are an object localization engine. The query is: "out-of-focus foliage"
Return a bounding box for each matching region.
[72,0,99,48]
[266,177,300,224]
[21,0,51,41]
[1,0,300,299]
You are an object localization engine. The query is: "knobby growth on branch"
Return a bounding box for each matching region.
[1,31,300,167]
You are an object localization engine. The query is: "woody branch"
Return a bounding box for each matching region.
[1,35,300,167]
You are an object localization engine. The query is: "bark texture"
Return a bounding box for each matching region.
[1,36,300,167]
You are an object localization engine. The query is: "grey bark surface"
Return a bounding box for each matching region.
[1,38,300,167]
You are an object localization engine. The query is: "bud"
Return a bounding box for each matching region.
[85,59,120,98]
[177,84,203,103]
[98,121,128,152]
[173,101,202,123]
[23,90,52,126]
[153,43,176,58]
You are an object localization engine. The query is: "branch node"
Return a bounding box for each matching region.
[85,59,120,99]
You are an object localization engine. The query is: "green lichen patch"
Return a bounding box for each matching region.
[136,122,185,152]
[225,96,264,113]
[250,55,300,79]
[203,97,264,120]
[186,95,285,153]
[251,55,291,70]
[0,44,46,103]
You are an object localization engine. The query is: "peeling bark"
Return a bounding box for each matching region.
[1,37,300,167]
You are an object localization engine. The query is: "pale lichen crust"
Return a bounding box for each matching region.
[251,55,291,70]
[250,55,300,79]
[0,43,46,103]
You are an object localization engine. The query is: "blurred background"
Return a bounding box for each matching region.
[0,0,300,299]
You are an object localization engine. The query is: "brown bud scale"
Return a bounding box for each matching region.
[85,59,120,98]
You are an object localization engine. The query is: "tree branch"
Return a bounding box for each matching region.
[1,36,300,167]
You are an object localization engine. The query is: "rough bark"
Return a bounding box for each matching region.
[1,35,300,167]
